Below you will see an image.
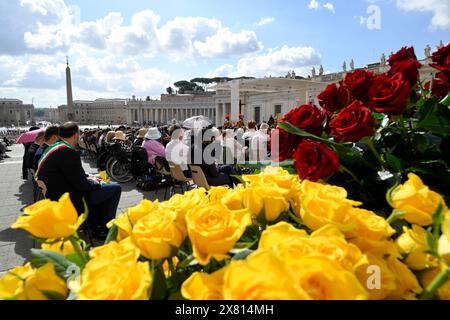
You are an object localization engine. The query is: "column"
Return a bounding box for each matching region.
[215,104,221,126]
[230,80,240,122]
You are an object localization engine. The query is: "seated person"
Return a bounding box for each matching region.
[190,128,233,188]
[32,126,59,171]
[142,127,165,167]
[36,122,122,239]
[165,125,191,178]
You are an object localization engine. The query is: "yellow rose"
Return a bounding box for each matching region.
[420,264,450,300]
[181,268,225,300]
[396,225,439,270]
[89,237,140,262]
[391,173,447,226]
[243,166,301,201]
[349,237,400,258]
[207,186,231,203]
[385,256,423,300]
[259,221,308,250]
[41,239,75,256]
[298,180,359,231]
[186,203,252,265]
[106,212,133,241]
[24,263,68,300]
[127,199,159,225]
[11,193,83,239]
[244,183,290,222]
[162,189,206,224]
[223,250,310,299]
[220,185,245,210]
[0,263,34,300]
[286,255,368,300]
[346,208,395,240]
[355,253,397,300]
[77,254,151,300]
[132,207,186,260]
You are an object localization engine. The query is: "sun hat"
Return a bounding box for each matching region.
[145,127,162,140]
[137,128,148,139]
[112,131,126,141]
[105,131,116,142]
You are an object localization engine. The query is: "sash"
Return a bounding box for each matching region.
[35,141,74,178]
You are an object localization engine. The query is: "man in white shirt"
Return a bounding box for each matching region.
[242,120,258,141]
[221,129,245,164]
[250,123,270,162]
[165,125,191,177]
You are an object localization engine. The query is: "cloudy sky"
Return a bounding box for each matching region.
[0,0,449,108]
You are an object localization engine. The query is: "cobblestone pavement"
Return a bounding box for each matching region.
[0,144,170,275]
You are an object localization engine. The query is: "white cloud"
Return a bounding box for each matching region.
[194,28,262,58]
[254,17,275,26]
[396,0,450,30]
[207,45,321,78]
[206,64,235,78]
[4,3,263,59]
[308,0,335,13]
[308,0,320,10]
[323,3,335,13]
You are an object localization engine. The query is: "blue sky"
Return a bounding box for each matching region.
[0,0,448,108]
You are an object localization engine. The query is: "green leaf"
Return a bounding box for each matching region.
[41,290,67,300]
[412,134,429,154]
[418,103,450,135]
[150,264,168,300]
[384,153,402,172]
[65,252,85,270]
[104,224,118,244]
[440,92,450,107]
[231,248,254,260]
[30,249,74,280]
[432,202,444,244]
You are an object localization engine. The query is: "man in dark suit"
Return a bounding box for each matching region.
[36,122,122,239]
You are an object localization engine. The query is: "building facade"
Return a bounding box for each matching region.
[126,94,216,125]
[0,98,35,126]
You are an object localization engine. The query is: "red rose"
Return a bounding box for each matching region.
[387,47,421,86]
[368,72,411,115]
[329,100,375,142]
[282,104,326,136]
[270,128,300,161]
[431,42,450,80]
[343,70,373,102]
[388,47,418,66]
[388,59,421,86]
[293,139,340,182]
[426,76,450,99]
[318,82,352,113]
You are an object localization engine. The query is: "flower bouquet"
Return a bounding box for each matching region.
[274,44,450,215]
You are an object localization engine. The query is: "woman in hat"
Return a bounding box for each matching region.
[133,128,148,148]
[142,127,166,166]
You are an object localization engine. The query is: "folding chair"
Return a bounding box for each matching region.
[189,165,211,190]
[154,156,174,200]
[168,161,193,194]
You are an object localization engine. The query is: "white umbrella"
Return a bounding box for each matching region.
[182,115,212,129]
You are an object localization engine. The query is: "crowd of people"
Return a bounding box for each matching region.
[18,117,277,240]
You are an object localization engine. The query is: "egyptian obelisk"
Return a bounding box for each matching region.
[66,56,75,121]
